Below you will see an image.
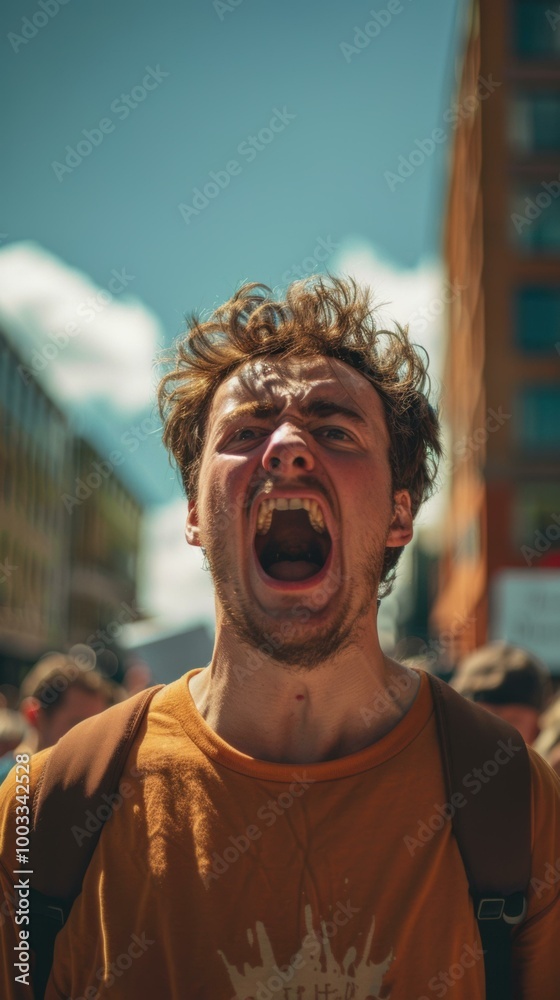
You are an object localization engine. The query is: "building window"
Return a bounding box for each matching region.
[515,386,560,452]
[509,93,560,153]
[514,1,560,58]
[515,287,560,352]
[513,483,560,556]
[510,182,560,251]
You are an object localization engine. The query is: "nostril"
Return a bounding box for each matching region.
[269,456,281,470]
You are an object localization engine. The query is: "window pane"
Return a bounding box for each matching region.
[509,93,560,153]
[513,483,560,550]
[514,1,560,58]
[515,386,560,451]
[515,287,560,352]
[510,182,560,251]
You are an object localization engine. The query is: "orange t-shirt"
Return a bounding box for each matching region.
[1,668,560,999]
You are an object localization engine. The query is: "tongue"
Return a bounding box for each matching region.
[267,559,322,581]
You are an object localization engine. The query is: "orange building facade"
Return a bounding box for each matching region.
[432,0,560,666]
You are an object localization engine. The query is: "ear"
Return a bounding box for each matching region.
[20,697,40,730]
[386,490,413,548]
[185,499,202,547]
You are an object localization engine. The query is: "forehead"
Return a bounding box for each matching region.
[207,354,387,428]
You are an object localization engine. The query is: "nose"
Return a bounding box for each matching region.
[262,422,315,476]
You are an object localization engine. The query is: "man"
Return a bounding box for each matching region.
[1,278,559,998]
[19,653,114,752]
[452,642,553,745]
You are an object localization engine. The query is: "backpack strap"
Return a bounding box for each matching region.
[427,674,532,1000]
[26,684,163,998]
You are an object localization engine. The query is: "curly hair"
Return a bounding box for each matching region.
[158,276,441,595]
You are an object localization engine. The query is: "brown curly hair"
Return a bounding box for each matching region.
[158,276,441,595]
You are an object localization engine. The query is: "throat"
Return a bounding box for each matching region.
[255,507,331,581]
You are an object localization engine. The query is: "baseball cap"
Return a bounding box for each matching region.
[452,642,552,712]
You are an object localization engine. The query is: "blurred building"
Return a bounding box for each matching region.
[120,621,214,685]
[0,330,72,667]
[0,330,144,690]
[68,437,142,648]
[433,0,560,669]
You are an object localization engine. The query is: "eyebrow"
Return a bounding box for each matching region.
[218,397,368,430]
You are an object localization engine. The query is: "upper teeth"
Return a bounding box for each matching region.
[255,497,326,535]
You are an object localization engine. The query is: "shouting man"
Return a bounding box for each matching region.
[1,278,559,999]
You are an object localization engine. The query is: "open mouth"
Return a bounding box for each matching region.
[254,497,332,582]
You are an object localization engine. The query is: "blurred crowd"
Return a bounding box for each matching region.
[0,641,559,784]
[0,653,152,784]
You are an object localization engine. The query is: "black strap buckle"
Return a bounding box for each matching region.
[477,897,505,920]
[28,887,68,927]
[476,892,527,926]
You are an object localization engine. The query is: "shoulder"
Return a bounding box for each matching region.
[527,745,560,845]
[522,747,560,921]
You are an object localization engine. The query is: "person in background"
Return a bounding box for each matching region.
[451,641,552,745]
[19,653,114,752]
[0,710,28,785]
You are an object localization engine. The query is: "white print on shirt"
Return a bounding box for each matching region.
[219,901,393,999]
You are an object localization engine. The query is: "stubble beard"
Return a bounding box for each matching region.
[204,526,388,671]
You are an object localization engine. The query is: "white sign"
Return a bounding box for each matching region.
[490,569,560,672]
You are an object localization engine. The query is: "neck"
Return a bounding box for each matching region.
[187,618,421,765]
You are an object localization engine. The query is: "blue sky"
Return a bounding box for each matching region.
[3,0,461,327]
[1,0,463,627]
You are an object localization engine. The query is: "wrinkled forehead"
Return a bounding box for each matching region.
[207,354,386,425]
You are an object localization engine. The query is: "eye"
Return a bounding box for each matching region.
[228,427,266,446]
[236,428,258,440]
[316,426,352,442]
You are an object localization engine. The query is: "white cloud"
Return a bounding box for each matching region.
[332,239,449,532]
[332,238,446,382]
[0,241,163,412]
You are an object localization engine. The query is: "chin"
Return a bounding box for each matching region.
[223,594,359,671]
